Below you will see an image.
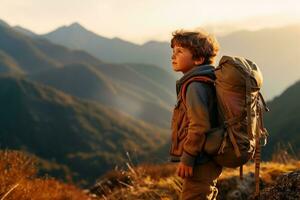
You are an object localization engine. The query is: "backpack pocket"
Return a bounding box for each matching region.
[203,127,224,155]
[212,140,253,168]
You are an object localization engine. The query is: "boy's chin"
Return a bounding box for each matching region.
[172,67,181,72]
[173,69,185,74]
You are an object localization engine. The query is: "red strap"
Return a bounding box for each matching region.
[180,76,214,107]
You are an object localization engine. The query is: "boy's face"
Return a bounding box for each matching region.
[171,45,196,74]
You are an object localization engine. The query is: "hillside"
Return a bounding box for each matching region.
[262,79,300,160]
[28,62,173,128]
[0,24,59,73]
[0,74,169,186]
[28,63,118,105]
[0,50,24,74]
[0,21,175,128]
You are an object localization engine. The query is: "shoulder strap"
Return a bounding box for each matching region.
[179,76,215,107]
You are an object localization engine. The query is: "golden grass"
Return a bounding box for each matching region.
[93,150,300,200]
[1,148,299,200]
[91,160,181,200]
[0,149,97,200]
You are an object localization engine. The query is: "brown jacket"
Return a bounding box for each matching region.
[169,64,219,166]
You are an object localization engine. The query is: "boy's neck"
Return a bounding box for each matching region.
[183,64,204,75]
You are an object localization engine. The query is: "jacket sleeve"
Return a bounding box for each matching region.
[180,81,211,167]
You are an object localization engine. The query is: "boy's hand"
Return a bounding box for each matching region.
[177,162,193,178]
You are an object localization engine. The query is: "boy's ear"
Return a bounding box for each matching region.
[194,57,205,65]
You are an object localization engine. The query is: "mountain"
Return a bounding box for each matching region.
[13,25,37,37]
[0,20,105,74]
[0,19,9,27]
[29,63,117,104]
[262,79,300,160]
[28,62,173,128]
[123,62,175,95]
[0,74,169,186]
[0,24,60,73]
[92,62,176,106]
[0,21,175,128]
[41,22,173,73]
[32,37,103,67]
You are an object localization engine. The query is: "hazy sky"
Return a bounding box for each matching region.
[1,0,300,44]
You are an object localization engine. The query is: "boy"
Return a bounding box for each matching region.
[169,29,222,200]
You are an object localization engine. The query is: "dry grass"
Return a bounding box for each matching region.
[91,149,300,200]
[1,147,299,200]
[90,160,180,200]
[89,149,182,200]
[0,149,98,200]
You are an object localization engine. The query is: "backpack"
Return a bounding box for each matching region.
[180,55,269,198]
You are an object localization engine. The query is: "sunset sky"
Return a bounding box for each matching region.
[1,0,300,44]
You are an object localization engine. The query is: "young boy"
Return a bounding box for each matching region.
[169,29,222,200]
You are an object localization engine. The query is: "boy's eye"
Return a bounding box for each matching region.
[172,47,183,55]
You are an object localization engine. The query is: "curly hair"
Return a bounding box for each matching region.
[170,29,220,65]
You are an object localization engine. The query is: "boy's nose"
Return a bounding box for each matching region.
[171,53,176,60]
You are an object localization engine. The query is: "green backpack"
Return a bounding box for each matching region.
[180,55,269,198]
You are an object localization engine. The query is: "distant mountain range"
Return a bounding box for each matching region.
[41,23,173,74]
[0,22,176,128]
[16,21,299,100]
[0,74,169,186]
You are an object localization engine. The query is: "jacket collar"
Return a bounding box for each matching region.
[176,64,216,95]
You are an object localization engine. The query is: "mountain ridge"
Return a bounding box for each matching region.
[0,74,169,186]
